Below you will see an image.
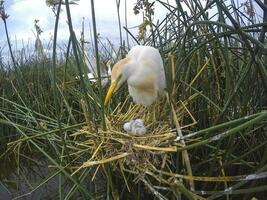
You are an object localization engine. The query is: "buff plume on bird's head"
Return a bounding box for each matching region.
[104,45,166,106]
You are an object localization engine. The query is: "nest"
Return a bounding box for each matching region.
[72,96,197,198]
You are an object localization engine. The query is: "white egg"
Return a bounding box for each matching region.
[123,119,147,135]
[134,118,144,126]
[134,127,147,135]
[123,121,132,132]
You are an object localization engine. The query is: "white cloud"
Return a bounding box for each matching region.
[11,0,52,27]
[0,0,179,51]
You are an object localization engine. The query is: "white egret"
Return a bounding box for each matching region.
[84,56,111,87]
[104,45,166,106]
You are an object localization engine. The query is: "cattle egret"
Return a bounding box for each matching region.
[104,45,166,106]
[84,56,111,86]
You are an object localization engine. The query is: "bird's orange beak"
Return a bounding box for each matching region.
[104,81,118,105]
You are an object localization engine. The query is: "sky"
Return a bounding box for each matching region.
[0,0,172,53]
[0,0,263,55]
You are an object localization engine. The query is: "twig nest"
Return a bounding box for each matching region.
[123,118,147,135]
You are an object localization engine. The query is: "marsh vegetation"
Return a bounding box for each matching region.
[0,0,267,199]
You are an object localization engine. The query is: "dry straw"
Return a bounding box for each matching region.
[70,91,200,199]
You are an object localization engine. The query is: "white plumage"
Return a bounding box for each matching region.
[104,45,166,106]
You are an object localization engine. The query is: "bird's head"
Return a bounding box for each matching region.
[104,57,131,105]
